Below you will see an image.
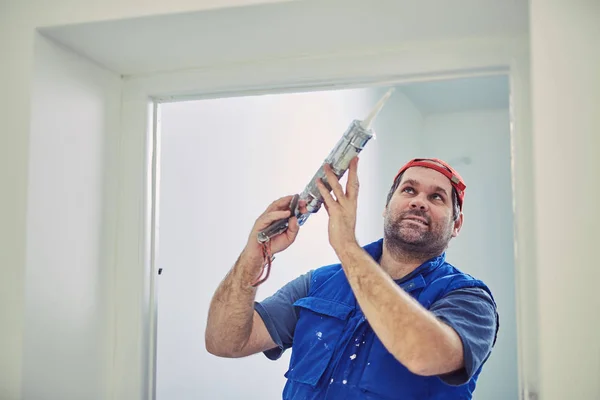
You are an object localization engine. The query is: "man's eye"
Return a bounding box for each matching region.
[402,187,414,194]
[431,194,444,201]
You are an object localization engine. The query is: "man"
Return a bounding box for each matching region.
[205,157,499,399]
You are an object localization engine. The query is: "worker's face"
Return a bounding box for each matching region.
[383,166,463,255]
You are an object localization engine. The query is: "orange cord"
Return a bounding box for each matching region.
[251,241,273,287]
[251,194,298,287]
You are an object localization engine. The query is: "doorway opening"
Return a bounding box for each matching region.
[150,75,518,400]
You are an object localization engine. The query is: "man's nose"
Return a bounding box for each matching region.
[409,196,428,210]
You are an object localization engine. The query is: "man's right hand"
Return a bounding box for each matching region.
[206,195,309,357]
[243,195,308,263]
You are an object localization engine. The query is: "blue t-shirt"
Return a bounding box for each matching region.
[255,270,498,385]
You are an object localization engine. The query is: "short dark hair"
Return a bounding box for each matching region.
[386,171,460,221]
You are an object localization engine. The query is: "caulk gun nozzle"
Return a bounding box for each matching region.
[360,88,395,130]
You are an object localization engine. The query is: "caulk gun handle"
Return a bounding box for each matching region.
[257,194,300,244]
[257,218,289,244]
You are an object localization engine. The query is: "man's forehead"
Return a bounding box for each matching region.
[400,166,454,191]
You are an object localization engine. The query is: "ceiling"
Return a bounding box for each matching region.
[39,0,528,76]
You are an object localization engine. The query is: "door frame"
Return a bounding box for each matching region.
[112,35,536,400]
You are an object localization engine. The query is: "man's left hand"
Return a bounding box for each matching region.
[316,156,360,253]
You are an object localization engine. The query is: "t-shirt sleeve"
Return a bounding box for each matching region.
[254,270,312,360]
[430,287,499,386]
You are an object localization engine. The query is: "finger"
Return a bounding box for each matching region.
[346,157,360,200]
[265,195,295,213]
[257,209,291,229]
[318,191,330,215]
[323,164,345,203]
[316,178,336,212]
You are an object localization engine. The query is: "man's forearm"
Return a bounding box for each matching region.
[336,244,464,376]
[205,250,262,356]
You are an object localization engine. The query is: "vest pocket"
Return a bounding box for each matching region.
[285,297,353,387]
[358,337,431,399]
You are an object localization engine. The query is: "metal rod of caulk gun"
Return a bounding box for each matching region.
[256,88,395,244]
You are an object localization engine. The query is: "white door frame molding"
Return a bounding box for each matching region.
[111,35,536,400]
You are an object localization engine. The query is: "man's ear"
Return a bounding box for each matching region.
[452,212,464,238]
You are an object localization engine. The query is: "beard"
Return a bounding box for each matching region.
[383,209,453,261]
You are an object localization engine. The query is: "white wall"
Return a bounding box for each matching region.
[422,110,517,400]
[21,34,121,400]
[530,1,600,399]
[0,2,287,399]
[365,87,424,226]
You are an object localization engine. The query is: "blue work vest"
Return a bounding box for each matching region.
[281,238,496,400]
